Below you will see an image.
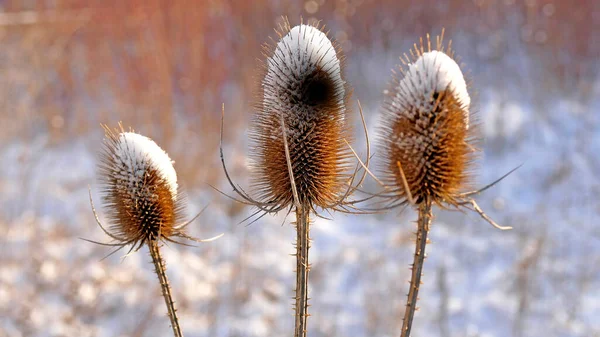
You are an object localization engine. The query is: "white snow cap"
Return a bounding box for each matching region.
[397,50,470,125]
[265,24,345,106]
[112,132,178,198]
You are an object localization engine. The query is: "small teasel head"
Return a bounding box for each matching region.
[88,124,222,252]
[379,33,477,206]
[96,125,183,247]
[248,19,353,211]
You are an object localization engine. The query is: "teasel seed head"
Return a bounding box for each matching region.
[379,34,477,206]
[95,125,188,248]
[249,20,353,210]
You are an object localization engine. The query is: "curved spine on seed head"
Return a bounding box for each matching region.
[379,33,477,207]
[249,19,353,212]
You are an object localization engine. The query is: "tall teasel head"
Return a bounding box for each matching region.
[248,20,353,211]
[90,125,211,251]
[217,20,369,337]
[379,34,477,206]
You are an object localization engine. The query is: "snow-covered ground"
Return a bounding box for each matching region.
[2,88,599,337]
[1,9,600,337]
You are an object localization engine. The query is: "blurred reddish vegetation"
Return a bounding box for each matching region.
[0,0,597,183]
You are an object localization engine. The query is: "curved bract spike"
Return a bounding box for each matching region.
[173,204,210,231]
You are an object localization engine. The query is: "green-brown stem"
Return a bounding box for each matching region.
[401,198,432,337]
[294,205,311,337]
[149,241,183,337]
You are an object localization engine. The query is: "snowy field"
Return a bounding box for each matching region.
[1,2,599,337]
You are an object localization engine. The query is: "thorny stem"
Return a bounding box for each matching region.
[148,241,183,337]
[401,198,432,337]
[294,205,311,337]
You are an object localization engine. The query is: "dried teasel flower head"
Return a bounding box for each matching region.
[377,32,516,337]
[379,33,477,206]
[89,125,212,252]
[88,125,222,336]
[249,19,353,211]
[218,19,371,337]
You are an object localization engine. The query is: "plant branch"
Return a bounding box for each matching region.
[294,205,311,337]
[148,241,183,337]
[401,198,432,337]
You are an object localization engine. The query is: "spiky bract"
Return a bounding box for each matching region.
[98,126,186,248]
[249,20,353,211]
[379,35,478,206]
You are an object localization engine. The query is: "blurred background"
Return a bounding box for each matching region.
[0,0,599,336]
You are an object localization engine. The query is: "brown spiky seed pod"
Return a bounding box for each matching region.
[249,21,353,210]
[98,126,186,247]
[379,42,477,206]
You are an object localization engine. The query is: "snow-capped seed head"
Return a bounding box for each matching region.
[264,23,346,112]
[379,33,478,206]
[114,132,179,197]
[98,126,185,244]
[397,50,470,128]
[250,20,352,209]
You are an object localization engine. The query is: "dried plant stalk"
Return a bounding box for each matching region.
[374,32,513,337]
[294,206,311,337]
[86,124,221,337]
[149,240,183,337]
[219,18,370,337]
[402,199,432,337]
[259,20,350,337]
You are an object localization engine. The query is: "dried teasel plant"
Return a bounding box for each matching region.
[86,124,222,337]
[374,32,517,337]
[219,18,370,337]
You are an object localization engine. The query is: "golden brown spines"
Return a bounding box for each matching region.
[97,126,185,246]
[379,36,477,206]
[249,21,353,210]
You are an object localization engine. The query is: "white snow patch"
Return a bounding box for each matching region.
[40,260,58,282]
[396,50,470,126]
[113,132,178,198]
[501,101,524,135]
[482,98,525,138]
[78,282,97,304]
[265,24,345,111]
[0,287,9,307]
